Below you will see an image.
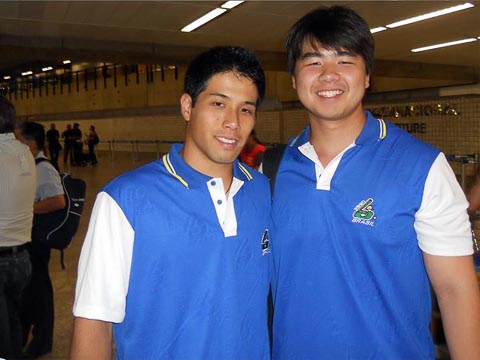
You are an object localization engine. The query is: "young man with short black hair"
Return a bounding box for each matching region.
[270,6,480,359]
[71,46,271,359]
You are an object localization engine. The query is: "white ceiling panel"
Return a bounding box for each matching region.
[0,0,477,87]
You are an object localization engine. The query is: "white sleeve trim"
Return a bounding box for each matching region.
[73,191,134,322]
[415,153,473,256]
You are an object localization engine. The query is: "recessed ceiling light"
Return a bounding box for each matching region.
[411,37,477,52]
[3,76,11,80]
[181,8,227,32]
[386,2,474,29]
[21,71,33,76]
[42,66,53,72]
[63,60,71,64]
[370,27,387,34]
[221,1,244,10]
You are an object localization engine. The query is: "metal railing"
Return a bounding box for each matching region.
[446,153,480,191]
[105,139,177,162]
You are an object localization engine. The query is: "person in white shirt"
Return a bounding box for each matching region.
[0,96,36,359]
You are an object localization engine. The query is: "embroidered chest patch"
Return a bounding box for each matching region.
[352,198,376,227]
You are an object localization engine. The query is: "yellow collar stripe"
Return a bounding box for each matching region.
[162,154,189,188]
[238,163,253,180]
[378,118,387,140]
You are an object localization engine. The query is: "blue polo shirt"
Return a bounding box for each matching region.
[101,143,272,359]
[272,112,441,359]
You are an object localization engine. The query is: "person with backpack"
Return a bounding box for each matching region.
[86,125,98,165]
[15,121,66,359]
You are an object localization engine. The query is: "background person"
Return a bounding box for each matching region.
[467,170,480,217]
[45,123,60,171]
[0,96,36,359]
[270,6,480,359]
[70,46,271,359]
[85,125,98,165]
[240,129,266,170]
[16,121,66,359]
[61,124,74,166]
[71,123,83,166]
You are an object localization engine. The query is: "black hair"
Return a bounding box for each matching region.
[184,46,266,108]
[0,95,16,133]
[19,121,45,150]
[286,6,375,75]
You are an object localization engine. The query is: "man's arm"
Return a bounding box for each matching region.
[34,194,66,214]
[70,317,113,360]
[424,253,480,359]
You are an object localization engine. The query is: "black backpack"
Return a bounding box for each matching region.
[33,158,86,268]
[261,143,286,350]
[262,144,286,194]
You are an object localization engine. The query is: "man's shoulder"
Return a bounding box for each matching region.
[383,120,439,155]
[104,160,164,192]
[36,158,59,179]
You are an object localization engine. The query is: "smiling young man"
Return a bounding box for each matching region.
[71,46,272,359]
[270,6,480,359]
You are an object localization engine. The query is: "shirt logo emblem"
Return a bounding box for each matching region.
[261,229,270,256]
[352,198,376,227]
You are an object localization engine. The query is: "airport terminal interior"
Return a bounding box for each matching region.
[0,1,479,359]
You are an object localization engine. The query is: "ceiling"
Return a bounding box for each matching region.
[0,1,479,88]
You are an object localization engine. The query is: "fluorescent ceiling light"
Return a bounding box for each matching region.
[181,8,227,32]
[411,37,477,52]
[63,60,71,64]
[21,71,33,76]
[42,66,53,72]
[370,27,387,34]
[221,1,244,9]
[3,76,11,80]
[386,2,474,28]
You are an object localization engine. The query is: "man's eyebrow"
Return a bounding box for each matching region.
[300,52,323,60]
[209,92,228,99]
[336,50,357,57]
[300,50,358,59]
[209,92,257,107]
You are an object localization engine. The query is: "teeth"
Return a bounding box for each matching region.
[218,137,236,144]
[317,90,343,98]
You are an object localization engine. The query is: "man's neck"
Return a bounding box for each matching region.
[180,148,234,187]
[309,112,366,167]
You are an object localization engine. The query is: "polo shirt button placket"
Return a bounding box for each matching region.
[210,180,223,206]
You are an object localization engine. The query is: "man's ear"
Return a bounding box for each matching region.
[365,74,370,89]
[291,75,297,90]
[180,93,193,122]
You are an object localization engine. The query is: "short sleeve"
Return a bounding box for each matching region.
[73,191,134,322]
[415,153,473,256]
